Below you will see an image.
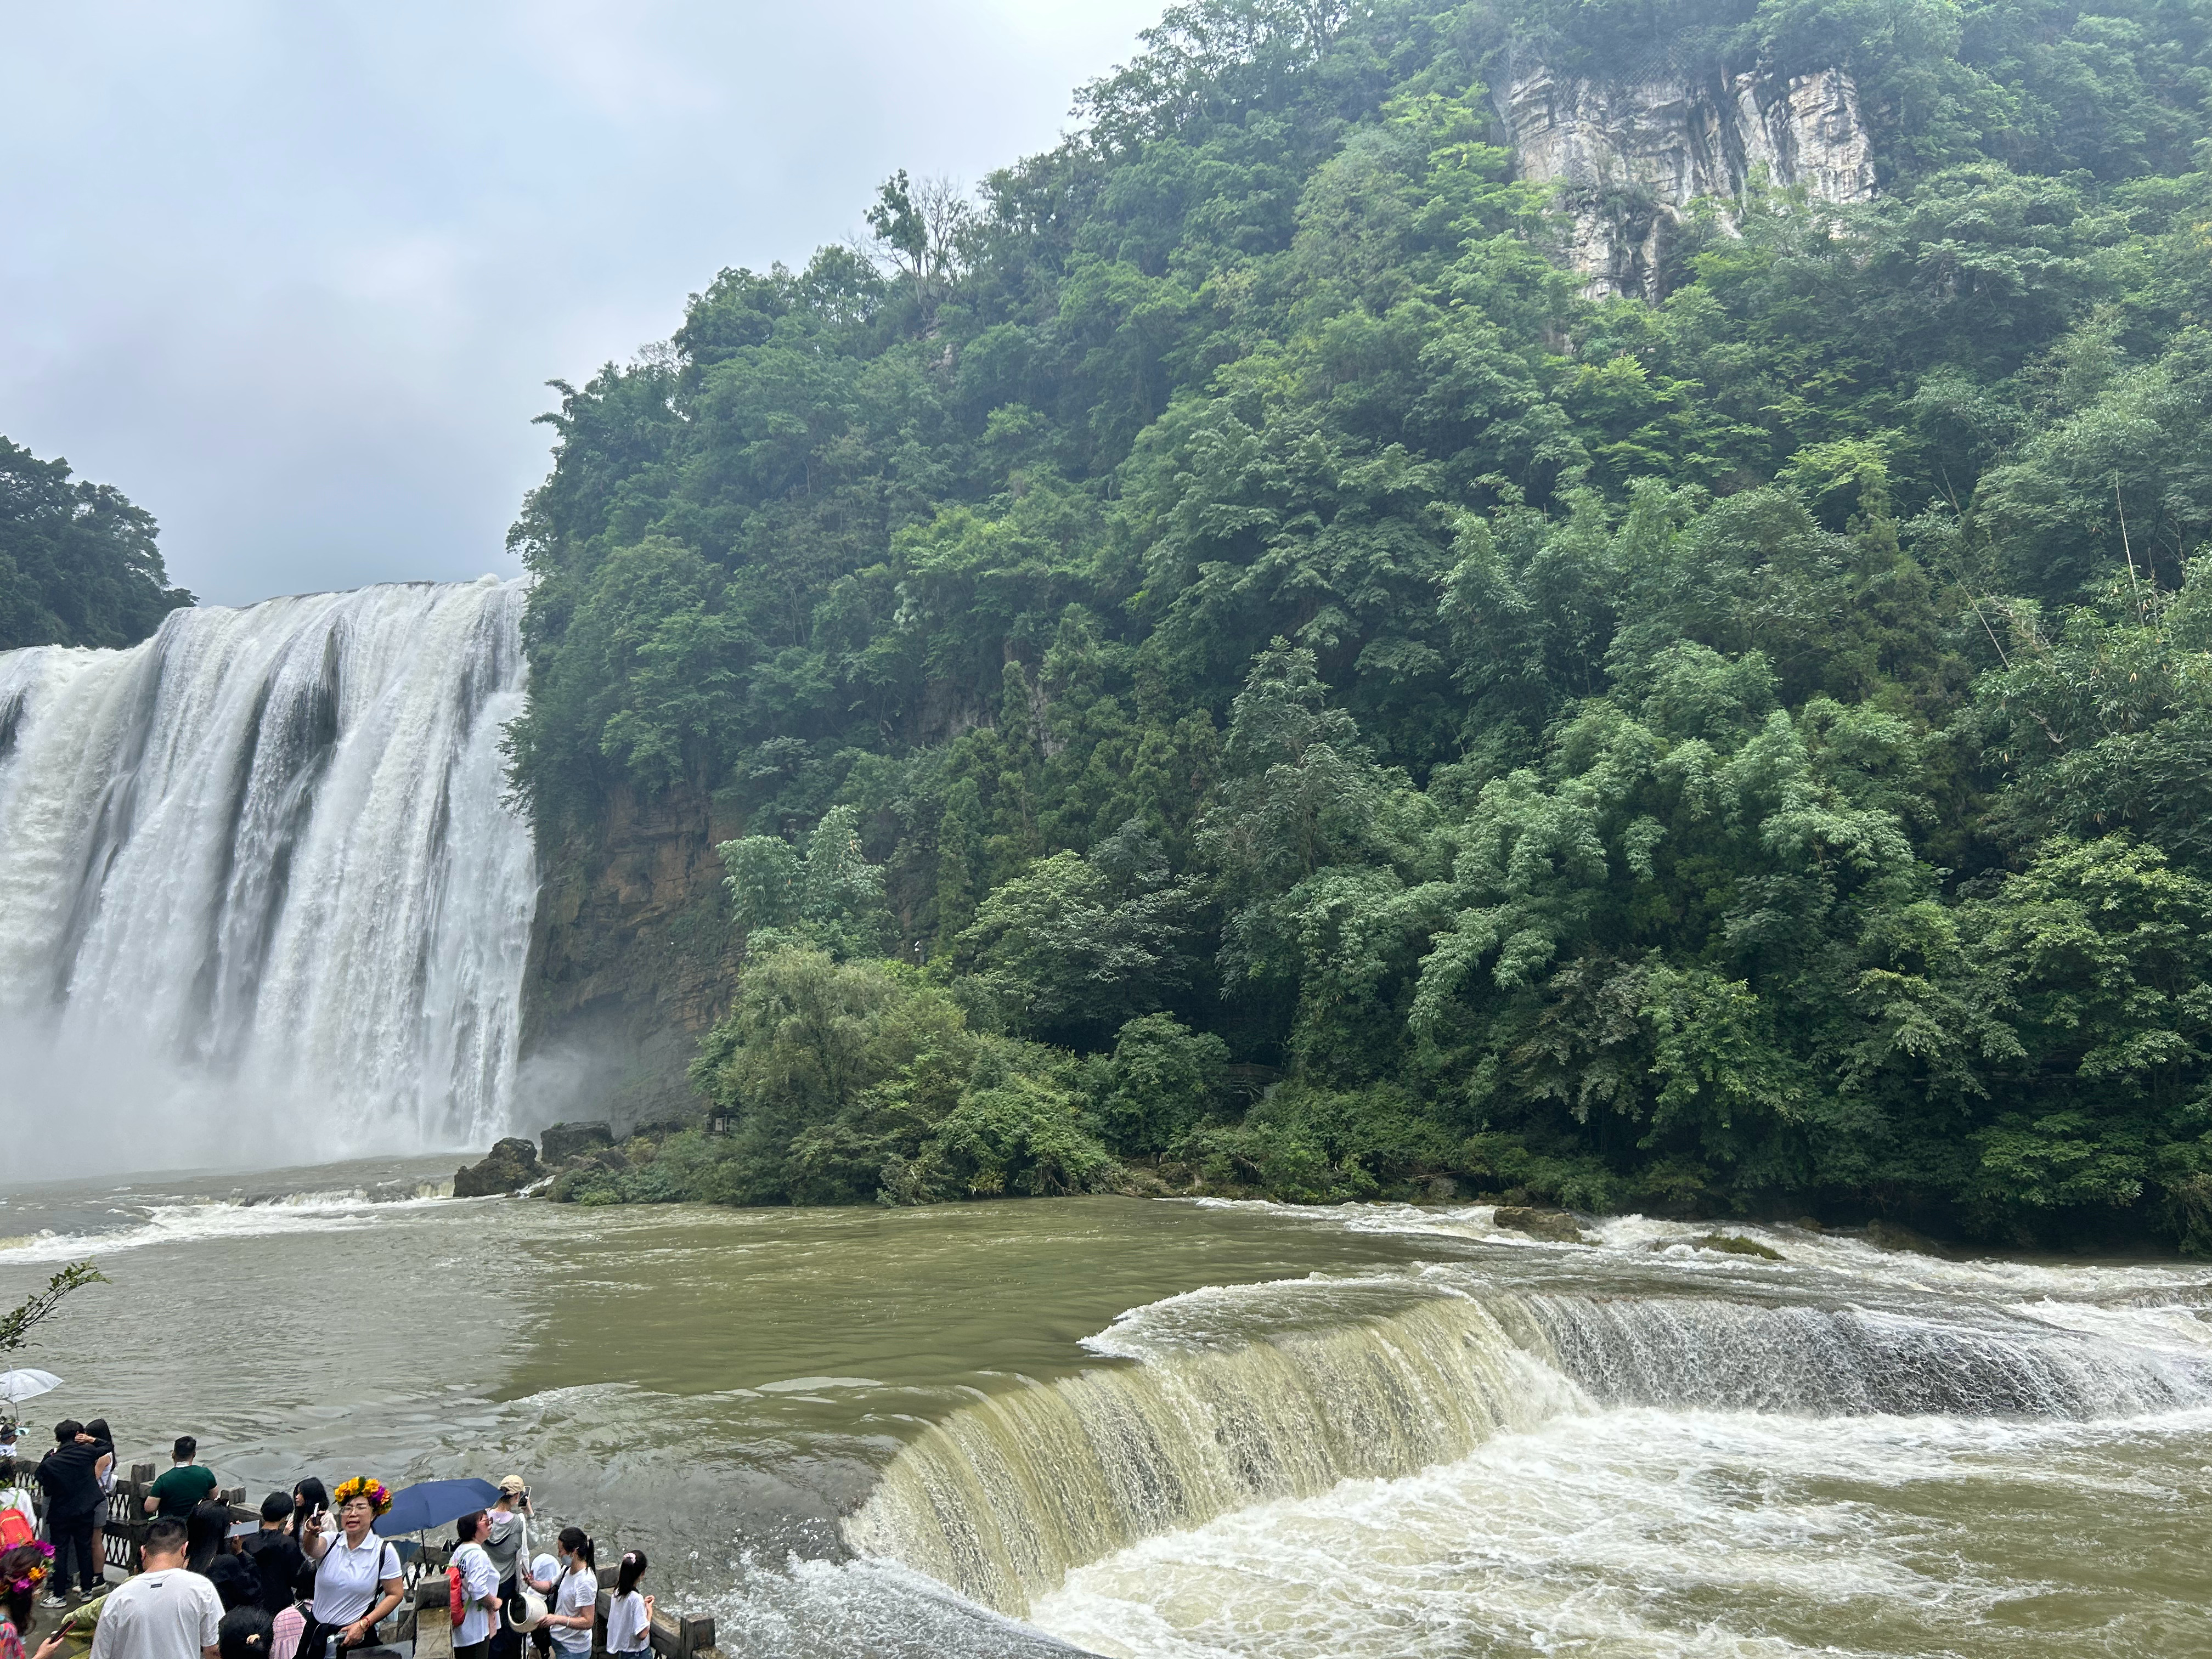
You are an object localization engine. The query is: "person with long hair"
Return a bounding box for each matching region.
[0,1541,65,1659]
[603,1553,651,1659]
[77,1424,115,1502]
[538,1531,595,1659]
[296,1479,400,1659]
[290,1482,331,1550]
[185,1502,232,1579]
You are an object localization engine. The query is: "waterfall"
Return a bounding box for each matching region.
[0,578,535,1176]
[845,1282,2212,1616]
[845,1295,1583,1615]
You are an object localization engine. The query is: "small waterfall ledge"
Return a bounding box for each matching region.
[0,578,535,1170]
[845,1284,2212,1617]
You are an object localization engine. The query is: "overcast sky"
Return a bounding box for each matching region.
[1,1,1161,607]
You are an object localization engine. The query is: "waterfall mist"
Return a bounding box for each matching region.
[0,579,536,1179]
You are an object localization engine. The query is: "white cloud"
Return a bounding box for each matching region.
[0,0,1161,605]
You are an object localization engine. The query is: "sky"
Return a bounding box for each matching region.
[0,0,1163,607]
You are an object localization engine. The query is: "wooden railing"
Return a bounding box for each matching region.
[100,1464,249,1574]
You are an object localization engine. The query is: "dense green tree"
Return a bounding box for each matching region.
[522,0,2212,1248]
[0,438,192,651]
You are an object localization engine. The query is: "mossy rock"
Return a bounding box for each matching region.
[1492,1205,1589,1244]
[541,1120,616,1164]
[1687,1232,1782,1260]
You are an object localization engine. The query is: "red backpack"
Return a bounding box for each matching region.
[448,1565,466,1628]
[0,1510,32,1550]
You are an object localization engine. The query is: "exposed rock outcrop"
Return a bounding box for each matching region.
[1499,63,1876,297]
[521,782,742,1128]
[1864,1218,1950,1256]
[454,1136,541,1198]
[1492,1205,1590,1244]
[1686,1232,1784,1260]
[540,1120,616,1164]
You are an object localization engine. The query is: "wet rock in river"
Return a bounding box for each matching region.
[453,1137,541,1197]
[1864,1220,1949,1256]
[1686,1233,1783,1260]
[1492,1206,1590,1244]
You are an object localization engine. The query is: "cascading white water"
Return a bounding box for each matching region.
[0,578,535,1176]
[847,1261,2212,1621]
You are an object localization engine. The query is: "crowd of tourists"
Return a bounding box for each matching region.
[0,1426,652,1659]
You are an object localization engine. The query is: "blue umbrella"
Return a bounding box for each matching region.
[373,1478,501,1537]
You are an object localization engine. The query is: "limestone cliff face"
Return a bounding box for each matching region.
[1499,63,1876,298]
[519,782,738,1130]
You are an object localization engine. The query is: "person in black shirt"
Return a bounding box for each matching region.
[237,1492,307,1618]
[32,1420,103,1604]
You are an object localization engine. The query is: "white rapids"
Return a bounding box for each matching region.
[848,1206,2212,1658]
[0,579,534,1176]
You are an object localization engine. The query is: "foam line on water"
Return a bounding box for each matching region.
[1192,1197,2212,1304]
[0,1188,455,1261]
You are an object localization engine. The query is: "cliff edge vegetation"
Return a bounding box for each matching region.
[506,0,2212,1250]
[1,437,193,652]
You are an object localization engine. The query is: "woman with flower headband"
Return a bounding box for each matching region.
[0,1541,65,1659]
[295,1480,400,1659]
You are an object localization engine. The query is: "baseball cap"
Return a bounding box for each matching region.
[498,1475,527,1495]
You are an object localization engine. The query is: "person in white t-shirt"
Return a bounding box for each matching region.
[296,1479,401,1659]
[448,1513,501,1659]
[602,1553,652,1659]
[538,1531,596,1659]
[89,1518,222,1659]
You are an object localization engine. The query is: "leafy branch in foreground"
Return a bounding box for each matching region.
[0,1262,107,1357]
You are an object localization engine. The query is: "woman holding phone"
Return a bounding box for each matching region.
[538,1530,596,1659]
[297,1478,402,1658]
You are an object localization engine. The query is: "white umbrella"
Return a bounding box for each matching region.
[0,1370,61,1406]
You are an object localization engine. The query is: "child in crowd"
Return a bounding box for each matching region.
[604,1554,652,1659]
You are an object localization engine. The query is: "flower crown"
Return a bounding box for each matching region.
[9,1542,54,1595]
[332,1477,391,1516]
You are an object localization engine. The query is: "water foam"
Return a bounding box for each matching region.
[0,1184,457,1262]
[848,1253,2212,1627]
[1027,1404,2212,1658]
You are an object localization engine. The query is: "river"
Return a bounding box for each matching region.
[0,1164,2205,1657]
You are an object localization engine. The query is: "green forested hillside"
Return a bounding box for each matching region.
[508,0,2212,1248]
[0,438,193,651]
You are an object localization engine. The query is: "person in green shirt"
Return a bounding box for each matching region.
[144,1437,217,1520]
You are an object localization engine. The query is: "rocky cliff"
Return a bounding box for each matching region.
[1499,62,1876,298]
[518,782,738,1131]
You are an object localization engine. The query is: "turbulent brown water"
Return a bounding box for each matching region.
[1,1166,2207,1657]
